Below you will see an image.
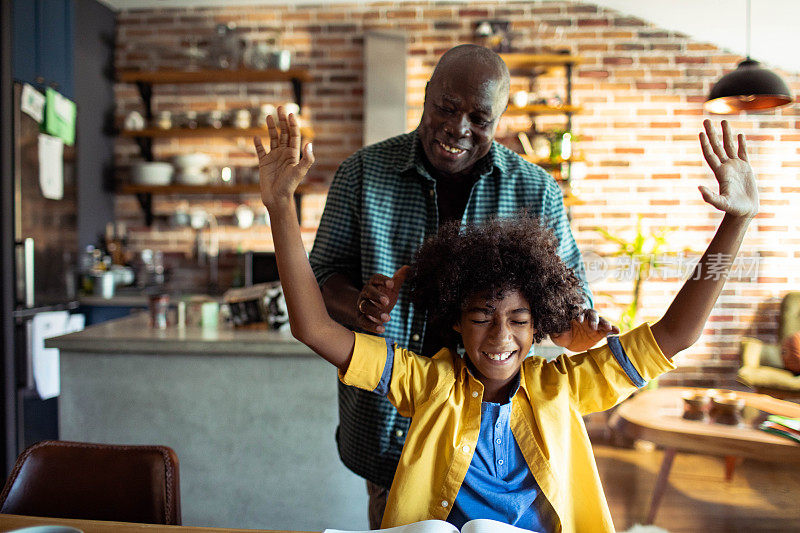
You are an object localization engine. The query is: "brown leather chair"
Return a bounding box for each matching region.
[0,440,181,525]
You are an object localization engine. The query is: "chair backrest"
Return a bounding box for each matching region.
[779,292,800,343]
[0,440,181,525]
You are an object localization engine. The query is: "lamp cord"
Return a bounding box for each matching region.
[745,0,751,59]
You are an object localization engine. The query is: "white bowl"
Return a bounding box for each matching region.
[131,162,174,186]
[175,171,210,186]
[172,153,211,170]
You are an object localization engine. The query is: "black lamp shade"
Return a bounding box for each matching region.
[705,58,793,114]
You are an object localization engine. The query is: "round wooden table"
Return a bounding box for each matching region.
[610,387,800,524]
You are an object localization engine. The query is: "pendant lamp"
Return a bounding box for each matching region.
[704,0,793,114]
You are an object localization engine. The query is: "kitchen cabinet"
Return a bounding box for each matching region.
[12,0,74,99]
[498,53,584,200]
[116,68,318,225]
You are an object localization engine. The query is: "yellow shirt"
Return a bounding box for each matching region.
[340,323,675,532]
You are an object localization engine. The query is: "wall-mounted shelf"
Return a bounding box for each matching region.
[119,183,326,196]
[118,182,327,226]
[498,53,584,207]
[117,67,314,225]
[120,125,315,140]
[504,104,582,116]
[499,53,584,70]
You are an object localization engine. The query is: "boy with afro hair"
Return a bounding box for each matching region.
[254,112,758,533]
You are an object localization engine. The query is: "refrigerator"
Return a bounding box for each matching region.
[2,82,79,475]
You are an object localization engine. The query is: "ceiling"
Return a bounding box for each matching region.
[97,0,800,74]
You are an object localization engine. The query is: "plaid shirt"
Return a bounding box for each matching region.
[309,130,591,488]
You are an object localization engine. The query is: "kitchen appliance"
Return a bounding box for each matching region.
[2,83,80,474]
[239,251,279,287]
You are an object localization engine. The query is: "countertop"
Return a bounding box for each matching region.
[46,312,312,356]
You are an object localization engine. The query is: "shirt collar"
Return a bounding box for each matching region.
[457,352,523,403]
[402,129,501,182]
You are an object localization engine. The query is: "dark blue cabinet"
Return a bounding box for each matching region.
[12,0,74,99]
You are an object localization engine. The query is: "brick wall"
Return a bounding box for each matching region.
[113,1,800,386]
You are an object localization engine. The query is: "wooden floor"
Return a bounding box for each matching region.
[593,439,800,532]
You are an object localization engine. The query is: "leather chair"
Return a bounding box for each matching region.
[0,440,181,525]
[738,292,800,400]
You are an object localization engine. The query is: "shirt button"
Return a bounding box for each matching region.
[441,500,449,508]
[495,438,501,445]
[411,334,420,342]
[429,189,435,198]
[498,459,504,466]
[395,429,404,437]
[462,445,470,453]
[472,391,479,398]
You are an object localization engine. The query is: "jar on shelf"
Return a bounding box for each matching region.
[201,110,225,129]
[154,111,172,130]
[232,109,252,129]
[208,23,243,70]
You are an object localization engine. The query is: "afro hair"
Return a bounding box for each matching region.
[407,216,584,347]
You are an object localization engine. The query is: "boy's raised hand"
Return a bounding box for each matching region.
[254,106,314,210]
[699,119,759,219]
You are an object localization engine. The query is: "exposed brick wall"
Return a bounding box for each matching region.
[113,1,800,387]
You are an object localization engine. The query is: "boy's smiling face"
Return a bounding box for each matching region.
[453,288,535,403]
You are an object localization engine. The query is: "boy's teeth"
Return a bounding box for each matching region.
[484,351,513,361]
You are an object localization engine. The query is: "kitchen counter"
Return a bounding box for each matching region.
[46,312,312,356]
[47,314,366,530]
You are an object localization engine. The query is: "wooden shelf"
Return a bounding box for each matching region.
[118,68,312,85]
[504,104,581,116]
[563,194,585,207]
[119,183,327,196]
[120,126,315,140]
[520,155,584,166]
[499,53,584,70]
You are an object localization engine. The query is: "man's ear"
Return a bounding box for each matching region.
[453,321,462,334]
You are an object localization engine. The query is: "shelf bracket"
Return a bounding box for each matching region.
[136,192,154,226]
[135,81,154,121]
[291,77,303,109]
[134,136,154,161]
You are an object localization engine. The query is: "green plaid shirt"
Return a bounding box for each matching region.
[309,131,591,488]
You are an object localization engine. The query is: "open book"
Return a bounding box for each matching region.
[324,518,539,533]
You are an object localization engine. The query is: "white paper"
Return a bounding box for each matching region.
[20,83,45,123]
[30,312,85,400]
[38,134,64,200]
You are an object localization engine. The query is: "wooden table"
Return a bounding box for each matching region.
[610,387,800,524]
[0,513,315,533]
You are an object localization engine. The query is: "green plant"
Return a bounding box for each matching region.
[595,216,674,332]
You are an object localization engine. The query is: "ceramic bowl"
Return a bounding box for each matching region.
[131,161,174,186]
[172,153,211,171]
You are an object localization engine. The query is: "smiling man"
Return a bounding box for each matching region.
[308,44,597,528]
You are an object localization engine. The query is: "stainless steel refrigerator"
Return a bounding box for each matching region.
[2,82,78,474]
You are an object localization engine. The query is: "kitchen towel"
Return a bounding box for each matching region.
[31,311,84,400]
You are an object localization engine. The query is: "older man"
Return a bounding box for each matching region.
[309,44,607,527]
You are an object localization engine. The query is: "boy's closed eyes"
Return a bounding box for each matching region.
[455,290,537,403]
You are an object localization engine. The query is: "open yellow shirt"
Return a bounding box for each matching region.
[339,323,675,533]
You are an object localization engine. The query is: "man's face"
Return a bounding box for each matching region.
[418,66,507,180]
[453,289,534,402]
